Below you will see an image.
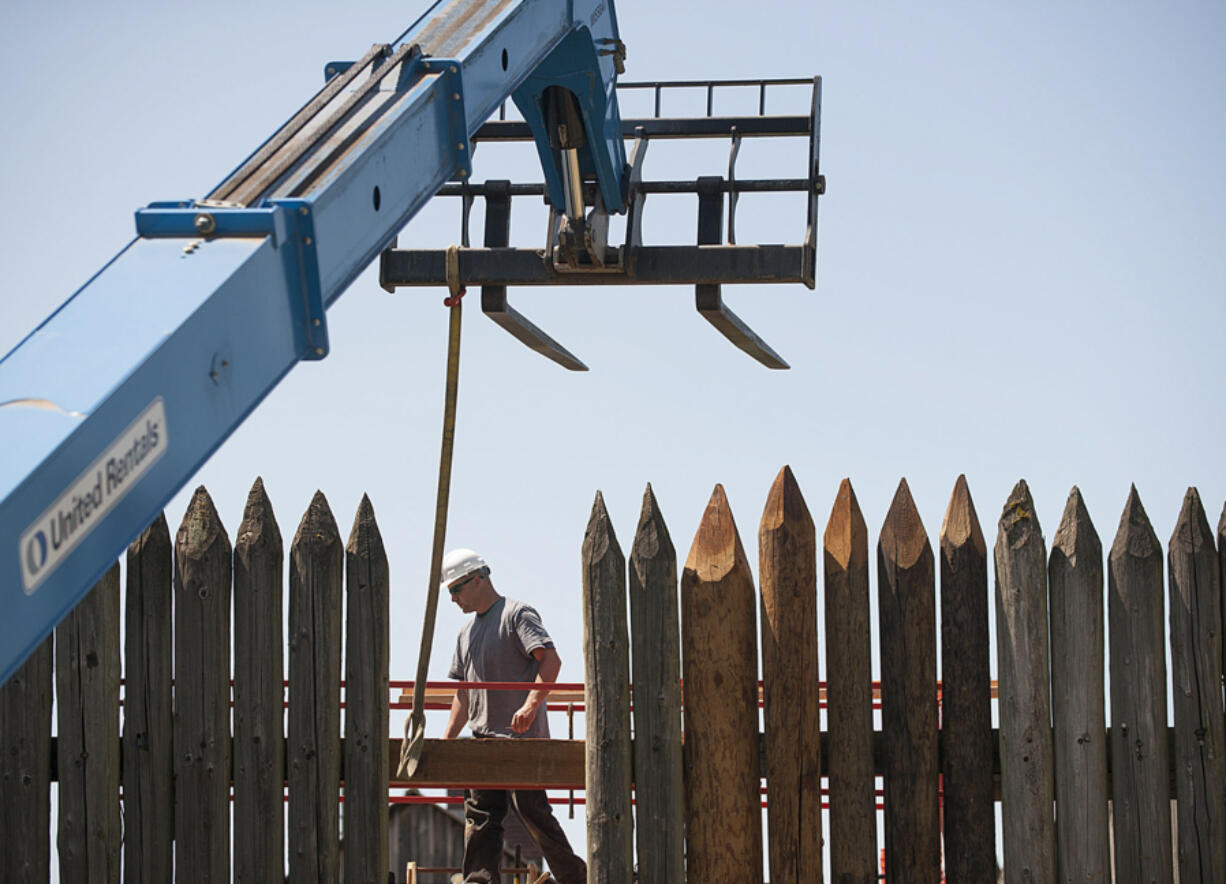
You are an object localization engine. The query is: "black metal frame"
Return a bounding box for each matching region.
[379,77,822,370]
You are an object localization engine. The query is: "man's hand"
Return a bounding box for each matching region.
[510,698,541,733]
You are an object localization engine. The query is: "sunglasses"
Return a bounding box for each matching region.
[448,571,483,595]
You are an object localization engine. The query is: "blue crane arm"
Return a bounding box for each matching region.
[0,0,627,685]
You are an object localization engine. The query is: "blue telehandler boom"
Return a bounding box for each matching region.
[0,0,822,685]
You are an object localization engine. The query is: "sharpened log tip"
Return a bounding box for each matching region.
[177,486,229,555]
[940,474,984,555]
[684,484,747,581]
[761,465,813,532]
[237,476,281,555]
[823,478,865,570]
[583,491,621,564]
[292,490,340,549]
[880,478,928,568]
[1112,484,1159,560]
[632,483,672,563]
[1170,486,1211,551]
[1051,486,1099,564]
[998,479,1040,551]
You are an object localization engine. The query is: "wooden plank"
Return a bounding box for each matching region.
[123,514,174,884]
[174,487,232,883]
[877,479,939,882]
[56,564,122,883]
[822,479,876,884]
[759,465,822,884]
[627,484,684,884]
[1048,487,1109,882]
[0,634,52,883]
[288,491,343,883]
[344,494,391,884]
[582,491,634,884]
[938,475,996,882]
[681,484,763,884]
[233,479,284,884]
[1167,488,1226,880]
[994,479,1056,883]
[1108,486,1173,883]
[387,738,585,788]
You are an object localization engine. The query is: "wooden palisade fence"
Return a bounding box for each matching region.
[1,479,392,883]
[3,470,1225,882]
[580,469,1226,884]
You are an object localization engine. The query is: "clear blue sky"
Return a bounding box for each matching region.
[3,0,1224,874]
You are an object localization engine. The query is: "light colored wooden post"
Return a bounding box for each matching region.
[124,514,174,884]
[1048,487,1109,882]
[628,484,684,884]
[1,634,53,882]
[344,494,391,884]
[233,479,284,884]
[994,479,1056,883]
[1167,488,1226,881]
[878,479,939,882]
[582,491,633,884]
[939,475,996,882]
[681,484,763,883]
[174,487,232,882]
[823,478,876,883]
[288,491,343,883]
[1108,486,1172,884]
[759,465,822,884]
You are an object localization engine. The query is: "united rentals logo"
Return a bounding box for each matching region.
[20,398,167,594]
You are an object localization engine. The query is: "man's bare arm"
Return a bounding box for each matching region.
[511,647,561,734]
[443,689,469,739]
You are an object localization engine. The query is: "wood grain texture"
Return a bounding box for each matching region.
[681,485,763,884]
[233,480,284,884]
[288,490,343,884]
[759,465,822,884]
[582,491,634,884]
[823,479,876,884]
[344,494,391,884]
[174,487,232,883]
[1048,487,1109,883]
[1,634,52,883]
[1108,486,1173,884]
[123,514,174,884]
[56,564,122,883]
[1167,488,1226,881]
[877,479,939,883]
[994,479,1056,884]
[628,484,684,884]
[938,475,996,883]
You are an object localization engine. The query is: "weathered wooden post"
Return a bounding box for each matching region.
[344,494,391,884]
[681,485,763,883]
[1108,486,1172,884]
[175,487,232,882]
[939,475,995,882]
[877,479,939,882]
[823,478,876,884]
[581,491,633,884]
[233,479,284,883]
[123,514,174,883]
[288,491,344,883]
[628,484,684,884]
[759,465,822,884]
[994,479,1056,883]
[1,634,52,882]
[1048,487,1109,882]
[1167,488,1226,881]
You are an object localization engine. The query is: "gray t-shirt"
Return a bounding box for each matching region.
[448,597,554,738]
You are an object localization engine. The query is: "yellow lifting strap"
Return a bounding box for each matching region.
[398,244,465,779]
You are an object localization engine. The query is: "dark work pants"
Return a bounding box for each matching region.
[463,788,587,884]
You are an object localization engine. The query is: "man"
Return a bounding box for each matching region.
[441,548,587,884]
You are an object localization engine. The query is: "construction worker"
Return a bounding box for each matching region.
[441,548,588,884]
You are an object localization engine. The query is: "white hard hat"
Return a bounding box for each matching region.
[439,548,488,593]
